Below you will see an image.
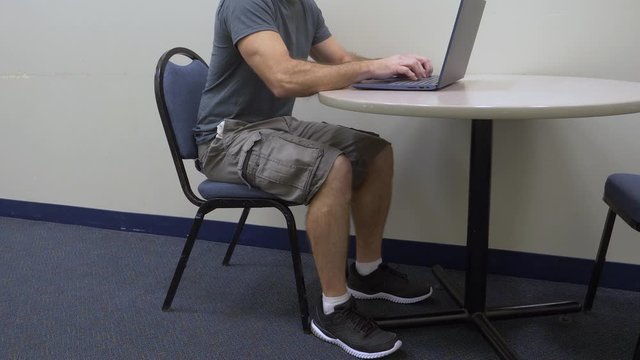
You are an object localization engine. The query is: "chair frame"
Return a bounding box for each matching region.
[584,193,640,359]
[154,47,309,333]
[584,197,640,312]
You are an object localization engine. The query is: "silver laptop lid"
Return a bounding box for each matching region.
[437,0,486,88]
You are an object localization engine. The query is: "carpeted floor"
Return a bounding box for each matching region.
[1,216,638,359]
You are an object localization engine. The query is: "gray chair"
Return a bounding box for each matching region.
[154,47,309,333]
[584,173,640,359]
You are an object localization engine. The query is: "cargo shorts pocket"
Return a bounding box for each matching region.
[236,132,262,187]
[237,132,324,199]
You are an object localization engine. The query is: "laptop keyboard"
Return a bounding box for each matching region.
[389,76,440,86]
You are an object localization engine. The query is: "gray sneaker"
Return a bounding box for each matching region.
[347,263,433,304]
[311,297,402,359]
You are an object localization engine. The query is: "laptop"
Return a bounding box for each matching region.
[352,0,486,91]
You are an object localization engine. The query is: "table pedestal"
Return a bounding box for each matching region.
[374,119,583,360]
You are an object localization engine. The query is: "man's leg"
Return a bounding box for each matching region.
[306,155,352,297]
[307,155,402,358]
[351,145,394,262]
[347,144,433,304]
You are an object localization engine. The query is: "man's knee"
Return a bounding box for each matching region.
[367,144,393,178]
[331,155,352,178]
[378,144,394,165]
[323,155,353,200]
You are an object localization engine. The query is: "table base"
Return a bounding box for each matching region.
[374,119,583,360]
[375,265,583,359]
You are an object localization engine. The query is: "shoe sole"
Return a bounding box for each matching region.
[310,320,402,359]
[347,286,434,304]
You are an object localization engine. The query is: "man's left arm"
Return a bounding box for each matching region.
[310,36,370,64]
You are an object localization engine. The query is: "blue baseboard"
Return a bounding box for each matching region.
[1,198,639,291]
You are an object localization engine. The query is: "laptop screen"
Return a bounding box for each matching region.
[438,0,486,88]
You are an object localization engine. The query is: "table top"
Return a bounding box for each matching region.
[318,74,640,120]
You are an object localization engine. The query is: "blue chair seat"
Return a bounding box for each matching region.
[604,173,640,231]
[198,180,279,200]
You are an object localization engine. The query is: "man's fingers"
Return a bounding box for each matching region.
[396,66,417,80]
[405,58,428,78]
[398,55,430,78]
[415,56,433,76]
[374,55,433,80]
[423,59,433,77]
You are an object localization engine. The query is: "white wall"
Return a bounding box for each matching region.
[1,0,639,263]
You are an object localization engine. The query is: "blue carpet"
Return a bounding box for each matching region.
[1,216,638,359]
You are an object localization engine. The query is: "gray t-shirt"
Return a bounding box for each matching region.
[194,0,332,145]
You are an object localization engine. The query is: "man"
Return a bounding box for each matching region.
[195,0,434,358]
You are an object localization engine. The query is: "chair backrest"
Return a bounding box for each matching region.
[154,47,208,206]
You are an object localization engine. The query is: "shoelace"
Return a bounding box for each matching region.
[379,263,408,280]
[336,302,378,335]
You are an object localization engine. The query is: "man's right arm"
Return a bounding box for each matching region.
[237,31,432,98]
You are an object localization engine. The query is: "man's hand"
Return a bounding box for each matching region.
[368,55,433,80]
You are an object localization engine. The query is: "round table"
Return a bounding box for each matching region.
[319,74,640,120]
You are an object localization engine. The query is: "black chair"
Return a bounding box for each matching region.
[154,47,309,333]
[584,173,640,359]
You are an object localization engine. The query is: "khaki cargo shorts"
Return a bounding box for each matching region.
[197,116,390,205]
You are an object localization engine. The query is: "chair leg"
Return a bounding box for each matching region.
[222,207,251,266]
[277,204,310,334]
[633,332,640,360]
[162,210,207,311]
[584,208,616,312]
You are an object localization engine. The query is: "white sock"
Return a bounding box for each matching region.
[322,292,351,315]
[355,258,383,276]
